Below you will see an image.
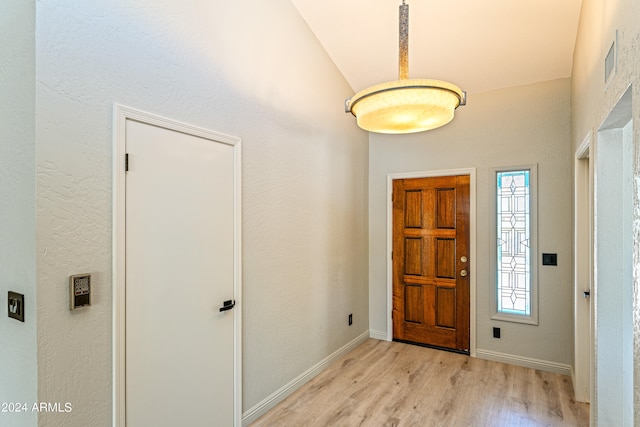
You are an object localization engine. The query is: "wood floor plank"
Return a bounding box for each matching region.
[250,339,589,427]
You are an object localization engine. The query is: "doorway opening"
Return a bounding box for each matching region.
[593,86,633,426]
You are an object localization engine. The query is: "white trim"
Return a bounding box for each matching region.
[112,104,242,427]
[241,331,370,426]
[576,131,592,160]
[386,168,477,357]
[369,329,387,341]
[475,349,572,376]
[113,106,127,427]
[573,132,593,404]
[489,164,539,325]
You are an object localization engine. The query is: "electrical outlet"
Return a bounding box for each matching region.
[493,327,501,339]
[348,314,353,326]
[8,292,25,322]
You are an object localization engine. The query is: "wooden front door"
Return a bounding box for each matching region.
[392,175,470,352]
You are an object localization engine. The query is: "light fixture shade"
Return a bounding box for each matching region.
[346,79,465,134]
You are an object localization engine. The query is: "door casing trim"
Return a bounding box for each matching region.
[112,104,242,426]
[573,131,593,405]
[386,168,477,357]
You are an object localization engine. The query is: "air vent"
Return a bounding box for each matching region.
[605,31,617,84]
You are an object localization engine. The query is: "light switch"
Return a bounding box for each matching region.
[542,253,558,266]
[8,291,25,322]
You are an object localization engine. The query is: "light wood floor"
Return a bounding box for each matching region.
[250,339,589,426]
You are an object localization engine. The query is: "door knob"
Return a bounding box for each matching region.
[219,300,236,312]
[460,270,468,277]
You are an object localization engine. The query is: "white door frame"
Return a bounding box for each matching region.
[386,168,477,356]
[573,132,593,404]
[112,104,242,426]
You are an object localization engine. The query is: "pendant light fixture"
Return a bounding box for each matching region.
[345,1,466,134]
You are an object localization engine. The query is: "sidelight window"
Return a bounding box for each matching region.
[491,165,538,324]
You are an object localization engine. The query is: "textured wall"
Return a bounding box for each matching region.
[369,79,574,365]
[571,0,640,423]
[35,0,368,425]
[0,2,37,426]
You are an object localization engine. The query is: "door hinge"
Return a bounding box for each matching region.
[125,153,129,172]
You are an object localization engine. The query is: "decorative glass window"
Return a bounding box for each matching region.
[491,165,537,324]
[497,170,530,315]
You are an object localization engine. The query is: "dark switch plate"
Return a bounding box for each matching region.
[542,253,558,266]
[493,327,501,339]
[8,291,25,322]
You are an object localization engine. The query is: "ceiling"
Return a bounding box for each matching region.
[290,0,583,94]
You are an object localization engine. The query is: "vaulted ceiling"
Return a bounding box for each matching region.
[291,0,583,94]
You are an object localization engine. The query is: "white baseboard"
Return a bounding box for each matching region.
[369,329,388,341]
[570,365,590,403]
[241,331,370,426]
[475,348,571,376]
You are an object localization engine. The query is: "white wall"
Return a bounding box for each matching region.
[571,0,640,422]
[571,0,640,153]
[594,120,633,425]
[35,0,368,425]
[369,78,574,366]
[0,2,37,426]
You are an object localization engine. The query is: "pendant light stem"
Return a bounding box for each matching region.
[399,2,409,80]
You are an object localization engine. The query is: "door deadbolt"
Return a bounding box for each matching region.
[460,270,468,277]
[460,256,468,263]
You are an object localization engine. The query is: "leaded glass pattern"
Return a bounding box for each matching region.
[496,170,531,316]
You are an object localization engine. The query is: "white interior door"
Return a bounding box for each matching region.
[121,115,240,426]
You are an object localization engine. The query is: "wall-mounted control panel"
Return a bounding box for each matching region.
[8,291,25,322]
[69,274,91,310]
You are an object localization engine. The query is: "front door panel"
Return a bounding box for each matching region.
[392,175,470,352]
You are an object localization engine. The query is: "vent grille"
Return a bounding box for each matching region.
[605,32,617,83]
